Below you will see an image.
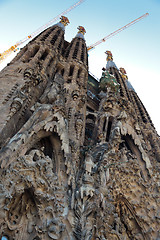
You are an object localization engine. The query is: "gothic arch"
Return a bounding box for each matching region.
[0,122,69,239]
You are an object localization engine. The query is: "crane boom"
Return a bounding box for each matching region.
[0,0,85,63]
[87,13,149,51]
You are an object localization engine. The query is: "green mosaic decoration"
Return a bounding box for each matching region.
[99,70,120,94]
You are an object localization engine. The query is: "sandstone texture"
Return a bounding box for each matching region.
[0,19,160,240]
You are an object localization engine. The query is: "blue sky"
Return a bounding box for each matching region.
[0,0,160,133]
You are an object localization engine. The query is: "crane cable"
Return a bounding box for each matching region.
[18,0,85,45]
[87,13,149,51]
[0,0,85,62]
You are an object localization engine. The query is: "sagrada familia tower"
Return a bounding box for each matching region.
[0,16,160,240]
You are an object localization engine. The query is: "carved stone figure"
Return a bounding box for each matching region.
[0,17,159,240]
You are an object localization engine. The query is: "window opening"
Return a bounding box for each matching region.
[86,114,95,121]
[30,45,40,59]
[58,38,63,51]
[61,69,64,76]
[50,35,58,45]
[87,106,94,112]
[65,49,70,58]
[67,78,72,83]
[85,114,96,143]
[106,116,113,142]
[77,68,82,78]
[80,43,85,62]
[40,49,49,61]
[69,65,74,77]
[55,67,60,74]
[50,30,61,46]
[86,49,88,66]
[23,45,40,63]
[64,42,73,58]
[41,28,54,41]
[103,118,107,132]
[121,135,133,153]
[73,41,79,59]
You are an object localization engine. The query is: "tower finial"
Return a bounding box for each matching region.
[105,50,113,61]
[77,26,86,35]
[60,16,70,26]
[55,16,70,31]
[105,50,118,70]
[75,26,86,39]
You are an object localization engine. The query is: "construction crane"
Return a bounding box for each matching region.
[87,13,149,52]
[0,0,84,63]
[0,9,149,63]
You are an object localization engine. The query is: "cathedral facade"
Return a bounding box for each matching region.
[0,16,160,240]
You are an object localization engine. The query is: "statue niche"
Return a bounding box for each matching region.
[26,132,68,186]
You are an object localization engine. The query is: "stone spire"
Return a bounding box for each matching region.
[63,25,88,147]
[0,17,71,147]
[64,26,88,66]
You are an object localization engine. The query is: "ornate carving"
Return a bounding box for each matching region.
[75,112,84,140]
[72,90,80,101]
[99,70,120,94]
[7,68,43,121]
[0,148,69,239]
[0,17,159,240]
[23,67,43,92]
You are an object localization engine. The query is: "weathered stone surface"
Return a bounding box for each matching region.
[0,21,160,240]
